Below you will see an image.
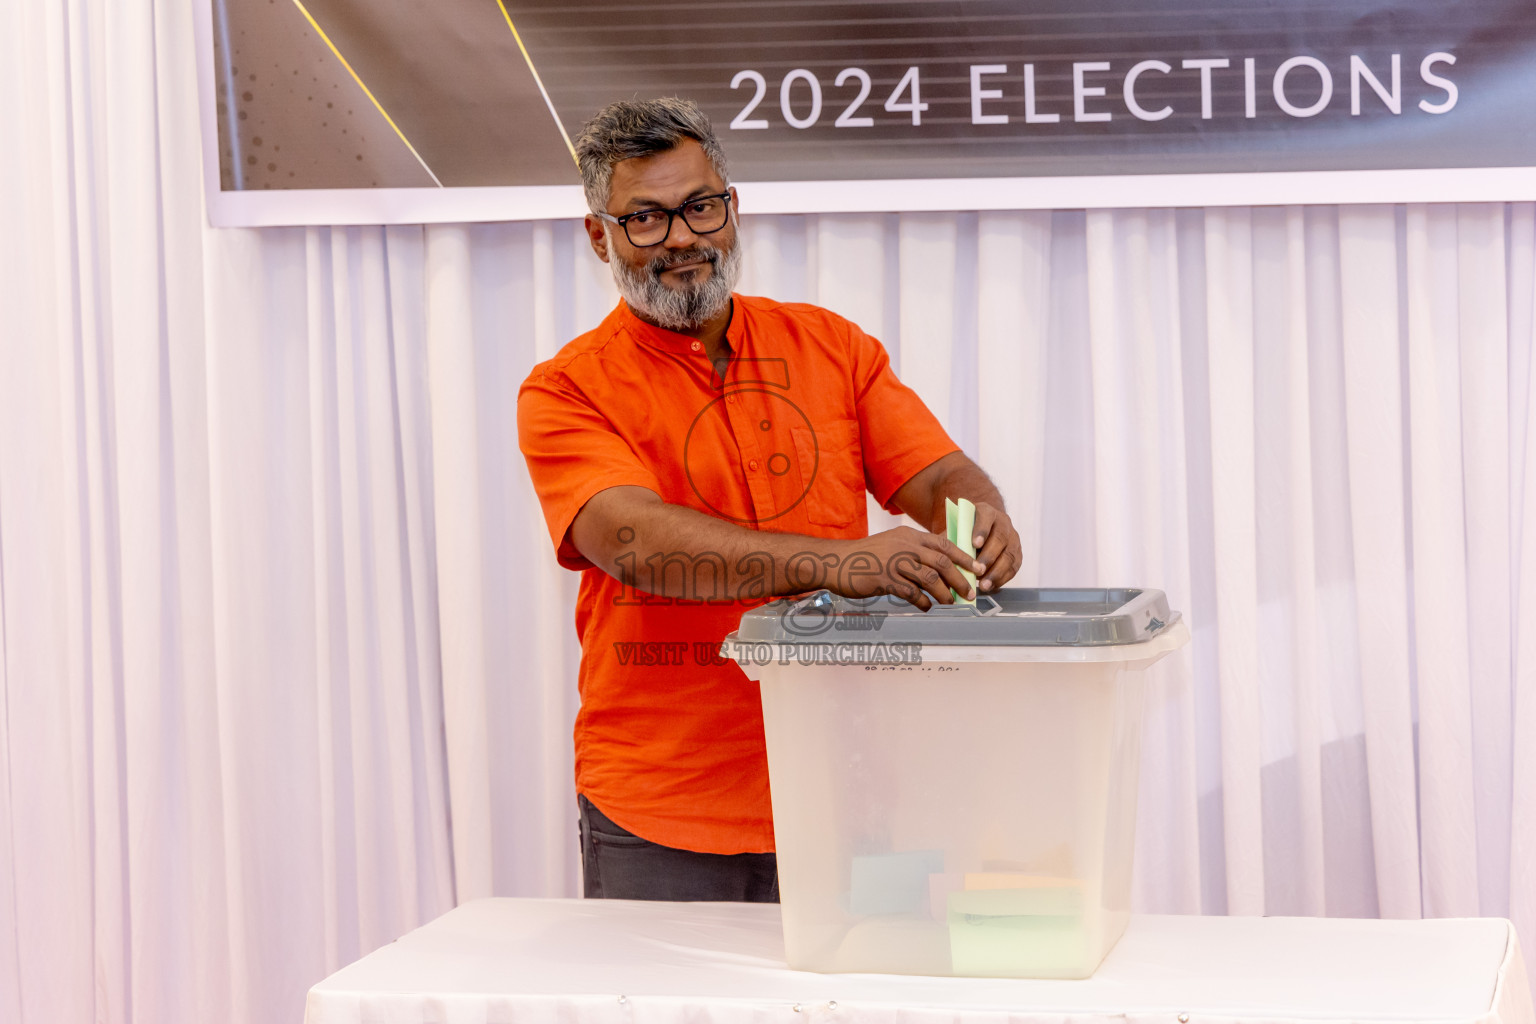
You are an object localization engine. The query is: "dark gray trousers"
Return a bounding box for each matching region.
[578,794,779,902]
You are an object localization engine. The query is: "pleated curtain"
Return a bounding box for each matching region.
[3,0,1535,1021]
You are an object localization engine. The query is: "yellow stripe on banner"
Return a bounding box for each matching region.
[288,0,445,187]
[494,0,579,167]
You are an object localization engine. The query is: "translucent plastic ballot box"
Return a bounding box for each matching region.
[720,587,1189,981]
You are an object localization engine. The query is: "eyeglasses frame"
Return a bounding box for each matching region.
[597,191,735,248]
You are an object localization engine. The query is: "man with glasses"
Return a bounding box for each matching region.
[518,98,1022,902]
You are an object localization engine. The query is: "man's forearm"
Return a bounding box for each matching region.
[575,487,852,602]
[920,460,1007,534]
[570,484,982,606]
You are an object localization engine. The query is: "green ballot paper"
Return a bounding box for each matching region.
[945,497,978,604]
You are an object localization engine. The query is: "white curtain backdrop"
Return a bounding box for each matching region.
[3,0,1535,1022]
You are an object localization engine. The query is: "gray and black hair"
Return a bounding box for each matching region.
[574,98,730,215]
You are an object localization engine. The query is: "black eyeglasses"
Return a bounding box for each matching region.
[599,192,733,247]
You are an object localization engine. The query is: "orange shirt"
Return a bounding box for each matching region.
[517,294,958,854]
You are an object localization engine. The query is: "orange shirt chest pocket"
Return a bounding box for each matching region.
[790,417,867,528]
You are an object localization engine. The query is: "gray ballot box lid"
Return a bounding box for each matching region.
[734,587,1180,646]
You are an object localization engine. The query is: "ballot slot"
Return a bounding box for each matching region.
[734,586,1175,646]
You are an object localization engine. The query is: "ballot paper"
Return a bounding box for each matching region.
[947,874,1089,975]
[848,850,946,915]
[945,497,978,604]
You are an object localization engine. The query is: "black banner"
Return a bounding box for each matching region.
[197,0,1536,222]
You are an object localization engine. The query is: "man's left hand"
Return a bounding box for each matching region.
[968,501,1022,593]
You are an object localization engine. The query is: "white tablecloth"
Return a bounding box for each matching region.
[305,898,1534,1024]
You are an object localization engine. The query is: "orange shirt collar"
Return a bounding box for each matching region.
[615,296,743,353]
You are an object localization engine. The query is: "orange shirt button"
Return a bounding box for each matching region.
[748,459,759,471]
[690,341,703,352]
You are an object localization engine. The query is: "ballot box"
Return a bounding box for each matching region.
[722,588,1189,980]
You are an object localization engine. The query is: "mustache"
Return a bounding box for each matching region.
[647,246,720,276]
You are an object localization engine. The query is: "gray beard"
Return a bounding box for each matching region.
[610,234,743,333]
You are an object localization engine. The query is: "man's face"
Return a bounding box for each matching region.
[586,139,742,332]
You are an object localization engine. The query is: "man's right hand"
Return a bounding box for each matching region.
[830,526,982,611]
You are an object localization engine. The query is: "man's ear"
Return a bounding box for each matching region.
[728,185,740,218]
[584,214,611,263]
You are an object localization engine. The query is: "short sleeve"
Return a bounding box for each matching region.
[846,323,961,513]
[517,369,663,571]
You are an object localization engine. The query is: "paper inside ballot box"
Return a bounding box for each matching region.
[946,874,1090,975]
[951,874,1086,916]
[848,850,945,915]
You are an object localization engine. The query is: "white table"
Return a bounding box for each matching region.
[305,898,1534,1024]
